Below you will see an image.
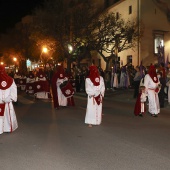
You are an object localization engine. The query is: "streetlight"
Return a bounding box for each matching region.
[40,47,48,69]
[13,57,17,62]
[68,44,73,53]
[42,47,48,53]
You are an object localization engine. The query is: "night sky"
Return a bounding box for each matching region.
[0,0,44,33]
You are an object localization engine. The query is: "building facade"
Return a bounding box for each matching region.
[92,0,170,69]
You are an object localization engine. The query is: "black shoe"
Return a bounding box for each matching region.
[139,114,143,117]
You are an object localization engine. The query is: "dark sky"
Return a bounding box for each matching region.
[0,0,44,33]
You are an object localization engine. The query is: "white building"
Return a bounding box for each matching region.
[92,0,170,69]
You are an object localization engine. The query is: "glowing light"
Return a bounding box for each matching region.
[42,47,48,53]
[13,57,17,62]
[68,44,73,53]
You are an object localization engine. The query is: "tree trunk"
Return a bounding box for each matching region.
[67,58,72,72]
[105,60,110,71]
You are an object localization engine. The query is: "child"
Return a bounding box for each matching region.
[134,86,147,117]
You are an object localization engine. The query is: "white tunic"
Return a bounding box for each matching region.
[0,81,18,134]
[85,76,105,125]
[144,74,160,115]
[113,73,119,88]
[57,77,68,106]
[140,92,147,113]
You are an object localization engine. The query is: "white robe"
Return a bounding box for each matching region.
[85,77,105,125]
[57,77,68,106]
[140,92,147,113]
[144,74,160,115]
[113,73,119,88]
[0,81,18,134]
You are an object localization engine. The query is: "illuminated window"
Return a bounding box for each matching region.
[154,34,164,54]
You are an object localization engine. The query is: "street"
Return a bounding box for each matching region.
[0,89,170,170]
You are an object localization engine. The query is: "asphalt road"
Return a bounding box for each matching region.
[0,89,170,170]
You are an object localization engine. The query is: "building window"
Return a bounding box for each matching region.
[129,5,132,14]
[154,34,164,54]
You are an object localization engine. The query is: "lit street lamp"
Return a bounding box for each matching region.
[13,57,17,62]
[40,47,48,69]
[42,47,48,53]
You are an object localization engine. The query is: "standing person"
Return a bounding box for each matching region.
[34,68,51,99]
[133,66,141,98]
[134,86,147,117]
[157,71,166,108]
[144,65,161,117]
[26,71,35,94]
[85,65,105,127]
[0,65,18,134]
[104,71,111,90]
[51,66,74,109]
[120,66,129,89]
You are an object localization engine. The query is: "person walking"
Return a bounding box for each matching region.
[0,65,18,134]
[34,68,51,99]
[144,65,161,117]
[85,65,105,127]
[51,66,74,109]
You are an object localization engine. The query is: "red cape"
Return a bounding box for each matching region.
[134,92,146,116]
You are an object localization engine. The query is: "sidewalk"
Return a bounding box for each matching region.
[74,88,170,109]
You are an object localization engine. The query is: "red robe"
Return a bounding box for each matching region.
[134,92,146,116]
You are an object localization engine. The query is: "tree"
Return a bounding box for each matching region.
[30,0,101,71]
[82,12,143,70]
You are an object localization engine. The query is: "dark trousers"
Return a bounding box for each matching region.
[133,81,140,98]
[159,89,165,108]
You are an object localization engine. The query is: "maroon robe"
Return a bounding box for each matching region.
[134,92,146,116]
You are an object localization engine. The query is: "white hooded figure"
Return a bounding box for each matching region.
[0,65,18,134]
[85,66,105,127]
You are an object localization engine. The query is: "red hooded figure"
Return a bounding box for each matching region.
[87,65,100,86]
[0,65,18,134]
[0,65,13,90]
[51,66,75,109]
